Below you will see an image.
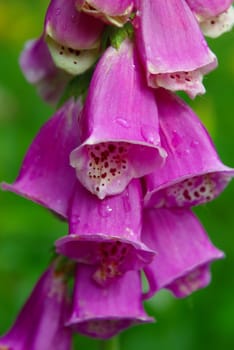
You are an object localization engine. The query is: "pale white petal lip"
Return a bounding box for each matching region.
[198,6,234,38]
[46,36,99,75]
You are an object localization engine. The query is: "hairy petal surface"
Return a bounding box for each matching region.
[2,99,81,219]
[70,39,166,199]
[144,89,234,208]
[134,0,217,97]
[142,208,224,299]
[66,264,153,339]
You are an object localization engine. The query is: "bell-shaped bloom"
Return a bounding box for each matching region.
[20,37,72,104]
[1,99,81,219]
[197,5,234,38]
[70,39,166,199]
[134,0,217,98]
[144,89,234,208]
[66,264,153,339]
[45,0,104,75]
[76,0,134,27]
[142,208,224,299]
[0,261,72,350]
[56,179,155,286]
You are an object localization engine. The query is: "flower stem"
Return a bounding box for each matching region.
[100,336,120,350]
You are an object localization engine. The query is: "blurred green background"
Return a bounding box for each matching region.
[0,1,234,349]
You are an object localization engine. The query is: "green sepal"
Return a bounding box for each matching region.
[57,66,95,108]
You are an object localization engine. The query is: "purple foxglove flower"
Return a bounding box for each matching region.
[70,39,166,199]
[76,0,134,27]
[66,264,153,339]
[2,99,81,219]
[0,262,72,350]
[144,89,234,208]
[134,0,217,98]
[142,208,224,299]
[20,37,72,104]
[56,179,155,286]
[45,0,104,75]
[197,5,234,38]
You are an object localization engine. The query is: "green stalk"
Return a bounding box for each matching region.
[100,336,120,350]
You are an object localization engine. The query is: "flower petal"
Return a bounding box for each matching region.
[45,0,104,74]
[0,261,72,350]
[76,0,134,26]
[45,0,104,49]
[186,0,233,17]
[144,89,234,208]
[66,264,153,339]
[142,208,224,299]
[70,39,166,199]
[56,179,155,286]
[134,0,217,97]
[19,37,71,104]
[1,99,81,219]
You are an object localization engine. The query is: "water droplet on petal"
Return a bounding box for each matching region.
[115,118,129,128]
[55,8,61,15]
[99,204,113,218]
[190,140,199,148]
[141,125,159,144]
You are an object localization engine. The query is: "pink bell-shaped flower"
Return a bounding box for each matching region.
[66,264,153,339]
[142,208,224,299]
[70,39,166,199]
[144,89,234,208]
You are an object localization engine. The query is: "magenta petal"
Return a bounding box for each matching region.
[0,263,71,350]
[45,0,104,75]
[56,179,155,286]
[19,37,71,104]
[45,0,104,49]
[70,39,166,199]
[66,264,153,339]
[134,0,217,97]
[76,0,134,26]
[144,89,234,208]
[2,99,81,219]
[186,0,233,17]
[142,208,224,299]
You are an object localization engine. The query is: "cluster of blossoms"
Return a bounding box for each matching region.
[1,0,234,348]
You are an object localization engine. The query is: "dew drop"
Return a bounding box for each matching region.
[115,118,129,129]
[122,193,131,212]
[99,204,113,218]
[55,7,61,15]
[141,125,159,144]
[190,140,199,148]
